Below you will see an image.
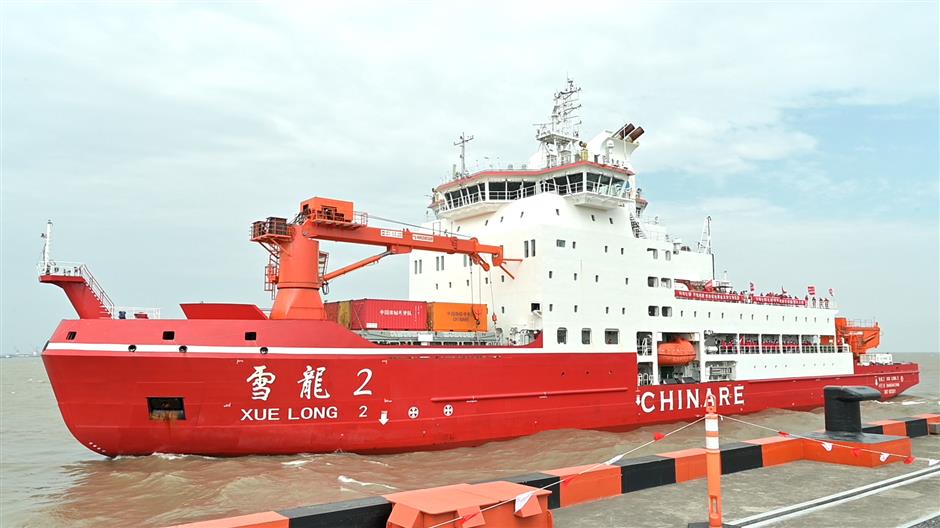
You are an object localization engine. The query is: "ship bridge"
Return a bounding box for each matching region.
[431,160,636,219]
[432,79,646,220]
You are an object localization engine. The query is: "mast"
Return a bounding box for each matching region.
[41,220,53,270]
[698,216,715,279]
[534,78,582,167]
[453,132,474,177]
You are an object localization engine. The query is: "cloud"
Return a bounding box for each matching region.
[1,2,937,353]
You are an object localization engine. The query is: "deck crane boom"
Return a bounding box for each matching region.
[251,197,514,320]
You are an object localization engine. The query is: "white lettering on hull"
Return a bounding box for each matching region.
[638,385,745,414]
[240,406,339,422]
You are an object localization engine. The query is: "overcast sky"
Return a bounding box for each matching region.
[1,2,937,354]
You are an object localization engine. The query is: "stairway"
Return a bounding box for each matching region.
[38,262,114,319]
[630,213,646,239]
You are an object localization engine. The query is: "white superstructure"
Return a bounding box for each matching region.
[409,80,852,387]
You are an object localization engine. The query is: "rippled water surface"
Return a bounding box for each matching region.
[1,353,937,527]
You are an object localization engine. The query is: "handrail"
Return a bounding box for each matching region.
[38,261,115,310]
[437,179,632,212]
[674,289,837,309]
[38,260,161,319]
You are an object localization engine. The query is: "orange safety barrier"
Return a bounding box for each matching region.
[544,464,621,507]
[384,481,552,528]
[657,448,707,482]
[743,436,804,467]
[800,437,912,468]
[914,413,940,425]
[167,512,288,528]
[867,420,907,437]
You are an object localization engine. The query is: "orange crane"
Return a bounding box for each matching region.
[251,197,514,320]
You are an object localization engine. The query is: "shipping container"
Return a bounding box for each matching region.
[323,301,340,323]
[427,302,488,332]
[346,299,428,331]
[337,301,352,328]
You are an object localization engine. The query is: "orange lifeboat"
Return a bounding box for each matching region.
[657,338,696,366]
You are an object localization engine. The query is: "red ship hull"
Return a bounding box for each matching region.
[41,319,920,457]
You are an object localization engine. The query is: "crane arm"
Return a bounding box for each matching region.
[250,197,515,320]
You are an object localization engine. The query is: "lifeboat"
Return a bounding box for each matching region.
[657,338,696,366]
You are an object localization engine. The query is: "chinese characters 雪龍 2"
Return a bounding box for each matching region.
[298,365,330,399]
[246,365,276,401]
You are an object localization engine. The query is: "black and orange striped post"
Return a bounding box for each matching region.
[689,394,724,528]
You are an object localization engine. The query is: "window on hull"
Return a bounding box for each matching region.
[605,329,619,345]
[148,397,186,421]
[581,328,592,344]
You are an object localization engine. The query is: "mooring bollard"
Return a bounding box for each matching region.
[823,385,882,438]
[689,394,723,528]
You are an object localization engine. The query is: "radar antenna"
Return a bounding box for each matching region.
[534,78,583,167]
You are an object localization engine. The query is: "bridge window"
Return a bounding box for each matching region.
[663,307,673,317]
[605,329,619,345]
[557,327,567,344]
[581,328,592,344]
[648,306,659,316]
[665,252,672,261]
[648,277,659,287]
[648,249,659,259]
[556,239,566,248]
[661,278,672,288]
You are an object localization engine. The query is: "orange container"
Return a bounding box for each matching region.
[427,302,488,332]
